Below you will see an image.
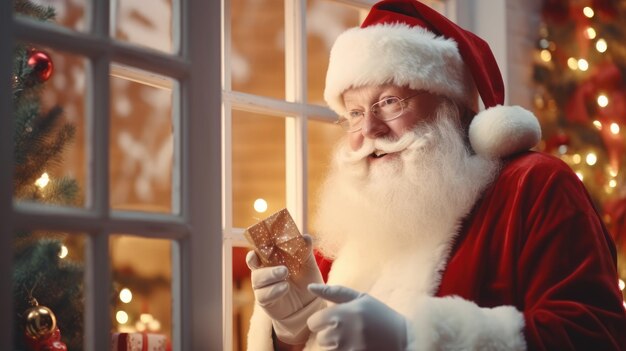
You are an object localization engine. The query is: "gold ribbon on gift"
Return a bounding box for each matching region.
[244,208,307,276]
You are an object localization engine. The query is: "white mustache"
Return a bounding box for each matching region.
[338,130,433,165]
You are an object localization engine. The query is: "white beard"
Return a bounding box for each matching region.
[312,102,501,265]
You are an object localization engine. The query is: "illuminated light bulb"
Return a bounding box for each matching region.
[148,319,161,331]
[576,172,584,181]
[558,145,568,155]
[596,38,608,53]
[610,168,619,177]
[119,288,133,303]
[540,49,552,62]
[593,120,602,130]
[619,279,625,290]
[116,310,129,324]
[610,123,620,135]
[585,27,597,39]
[572,154,581,164]
[539,38,550,49]
[583,6,594,18]
[135,322,146,332]
[586,153,597,166]
[567,57,579,70]
[597,94,609,108]
[140,313,153,324]
[609,179,617,188]
[253,198,268,213]
[58,245,68,259]
[35,172,50,189]
[577,58,589,71]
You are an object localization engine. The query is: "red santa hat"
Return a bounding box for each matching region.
[324,0,541,158]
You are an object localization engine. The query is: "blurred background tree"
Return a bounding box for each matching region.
[533,0,626,301]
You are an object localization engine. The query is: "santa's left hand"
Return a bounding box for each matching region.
[307,283,408,350]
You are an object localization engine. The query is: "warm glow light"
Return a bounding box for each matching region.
[596,39,608,53]
[567,57,578,70]
[540,49,552,62]
[35,172,50,189]
[610,123,620,135]
[577,59,589,71]
[58,245,68,259]
[609,179,617,188]
[148,319,161,331]
[583,6,594,18]
[619,279,625,290]
[253,198,268,213]
[572,154,582,164]
[116,311,129,324]
[610,168,619,177]
[119,288,133,303]
[586,153,597,166]
[140,313,153,324]
[585,27,597,39]
[597,94,609,108]
[135,322,146,332]
[593,120,603,130]
[576,172,584,181]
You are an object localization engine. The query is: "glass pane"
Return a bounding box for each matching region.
[232,110,286,228]
[307,119,344,233]
[113,0,175,53]
[232,246,253,351]
[110,235,173,347]
[13,44,87,208]
[110,65,175,213]
[306,0,360,105]
[12,231,86,350]
[230,0,285,99]
[15,0,87,32]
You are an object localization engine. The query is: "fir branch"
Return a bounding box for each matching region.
[41,177,80,206]
[13,0,55,21]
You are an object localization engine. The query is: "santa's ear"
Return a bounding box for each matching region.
[469,105,541,158]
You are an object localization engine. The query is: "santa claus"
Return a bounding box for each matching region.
[246,0,626,350]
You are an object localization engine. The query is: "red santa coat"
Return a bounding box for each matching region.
[248,152,626,350]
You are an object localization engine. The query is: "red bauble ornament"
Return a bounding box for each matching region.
[27,50,54,82]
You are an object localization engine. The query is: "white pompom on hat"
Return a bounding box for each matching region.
[324,0,541,158]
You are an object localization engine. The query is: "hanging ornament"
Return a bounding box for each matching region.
[27,50,54,82]
[23,298,67,351]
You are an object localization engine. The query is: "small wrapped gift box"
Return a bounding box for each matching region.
[111,332,167,351]
[244,208,308,276]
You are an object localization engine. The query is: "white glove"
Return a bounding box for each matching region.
[246,234,325,345]
[307,283,408,351]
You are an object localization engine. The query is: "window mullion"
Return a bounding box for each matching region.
[0,2,14,349]
[86,0,111,348]
[285,0,308,231]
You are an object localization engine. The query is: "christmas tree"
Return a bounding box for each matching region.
[533,0,626,302]
[12,0,83,350]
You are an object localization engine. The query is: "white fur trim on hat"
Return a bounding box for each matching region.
[469,105,542,158]
[406,296,527,350]
[324,23,477,116]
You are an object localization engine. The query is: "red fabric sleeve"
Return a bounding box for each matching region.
[513,155,626,350]
[314,250,333,283]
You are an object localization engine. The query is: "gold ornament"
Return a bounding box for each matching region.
[24,298,57,340]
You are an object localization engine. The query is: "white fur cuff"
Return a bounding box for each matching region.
[406,296,526,351]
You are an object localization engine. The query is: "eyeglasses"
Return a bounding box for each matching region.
[335,93,424,133]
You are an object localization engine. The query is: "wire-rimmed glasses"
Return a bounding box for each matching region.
[335,93,424,133]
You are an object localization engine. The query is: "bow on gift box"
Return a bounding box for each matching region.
[244,208,308,276]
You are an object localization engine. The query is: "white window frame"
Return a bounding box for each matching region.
[0,1,222,350]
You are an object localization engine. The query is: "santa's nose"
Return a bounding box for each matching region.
[361,113,389,139]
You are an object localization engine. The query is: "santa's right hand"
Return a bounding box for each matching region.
[246,234,325,344]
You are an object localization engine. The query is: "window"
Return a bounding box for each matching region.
[222,0,454,348]
[2,1,221,350]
